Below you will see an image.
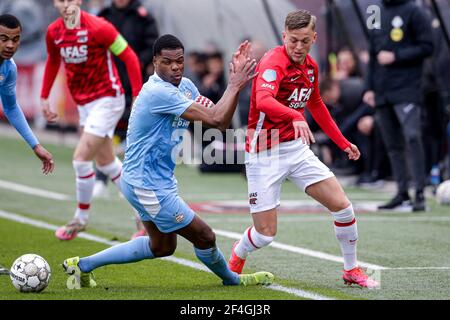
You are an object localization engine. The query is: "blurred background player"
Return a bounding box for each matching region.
[228,10,379,288]
[95,0,159,238]
[0,14,54,175]
[363,0,433,211]
[40,0,142,240]
[62,35,274,288]
[93,0,159,201]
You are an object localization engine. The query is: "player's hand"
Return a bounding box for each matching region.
[344,143,360,161]
[228,57,257,91]
[232,40,252,70]
[33,144,54,175]
[41,98,58,123]
[293,120,315,145]
[377,50,395,65]
[363,90,375,108]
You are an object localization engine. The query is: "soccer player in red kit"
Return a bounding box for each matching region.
[228,10,379,288]
[40,0,142,241]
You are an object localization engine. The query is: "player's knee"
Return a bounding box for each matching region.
[255,225,277,237]
[250,226,275,248]
[329,197,351,213]
[151,243,176,258]
[73,143,95,162]
[197,226,216,247]
[96,157,121,175]
[331,202,355,222]
[72,160,94,177]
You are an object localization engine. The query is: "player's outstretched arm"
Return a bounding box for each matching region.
[33,144,55,175]
[1,93,55,174]
[40,29,61,123]
[100,20,143,100]
[1,84,39,150]
[307,66,351,152]
[181,41,256,131]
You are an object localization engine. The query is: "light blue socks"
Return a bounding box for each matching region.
[194,246,240,285]
[78,236,240,286]
[79,236,154,273]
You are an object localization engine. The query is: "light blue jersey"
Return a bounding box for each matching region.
[122,73,199,190]
[121,73,200,233]
[0,58,39,148]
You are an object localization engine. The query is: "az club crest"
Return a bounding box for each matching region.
[308,69,315,83]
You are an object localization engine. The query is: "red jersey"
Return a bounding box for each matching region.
[246,46,350,153]
[41,11,125,106]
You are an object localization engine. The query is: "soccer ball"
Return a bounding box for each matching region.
[436,180,450,205]
[10,254,51,293]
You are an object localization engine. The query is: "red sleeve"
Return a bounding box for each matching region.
[256,92,305,123]
[117,46,143,98]
[96,21,142,97]
[96,19,120,47]
[255,59,304,123]
[40,28,61,99]
[307,67,350,151]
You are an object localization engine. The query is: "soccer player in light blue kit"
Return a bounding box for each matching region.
[63,35,274,288]
[0,14,54,174]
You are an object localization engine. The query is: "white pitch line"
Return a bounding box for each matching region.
[0,210,333,300]
[159,257,331,300]
[182,193,393,200]
[3,179,448,274]
[206,216,450,223]
[214,229,387,271]
[265,284,331,300]
[213,230,450,271]
[0,179,70,201]
[385,267,450,270]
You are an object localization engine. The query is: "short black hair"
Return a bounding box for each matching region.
[0,14,22,30]
[153,34,184,57]
[207,52,223,60]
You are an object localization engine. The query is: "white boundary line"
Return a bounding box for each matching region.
[2,179,442,219]
[0,179,70,201]
[2,180,449,273]
[0,179,387,203]
[212,230,450,271]
[207,216,450,223]
[214,229,387,270]
[0,210,333,300]
[385,267,450,270]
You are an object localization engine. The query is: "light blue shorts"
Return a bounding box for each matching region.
[121,179,195,233]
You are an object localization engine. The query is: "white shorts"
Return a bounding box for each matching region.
[78,95,125,138]
[246,139,335,213]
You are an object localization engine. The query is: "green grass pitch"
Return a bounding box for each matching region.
[1,135,449,300]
